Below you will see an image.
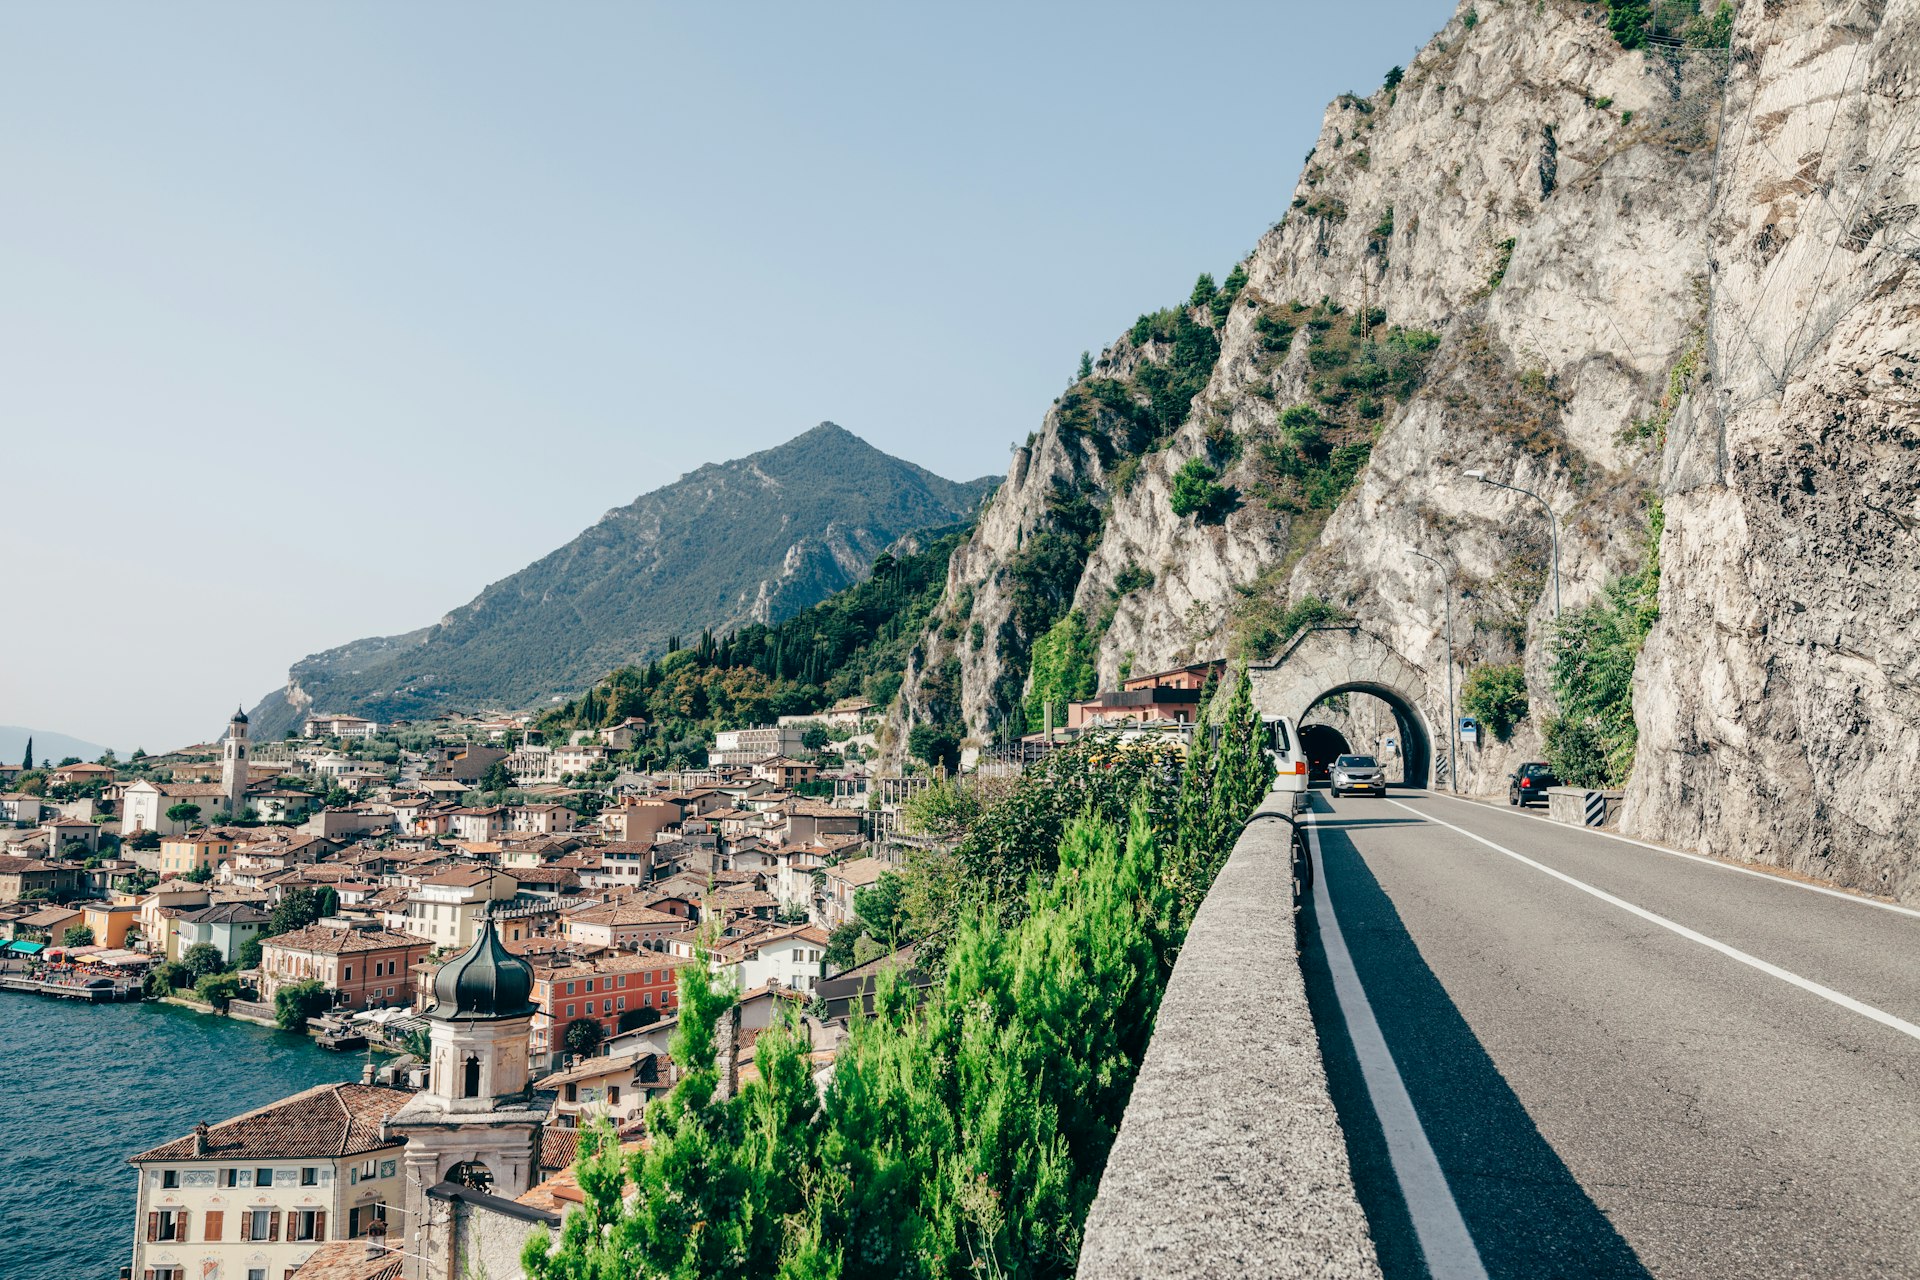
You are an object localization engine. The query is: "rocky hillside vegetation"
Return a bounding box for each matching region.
[247,424,994,738]
[892,0,1920,903]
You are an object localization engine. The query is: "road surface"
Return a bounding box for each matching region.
[1298,787,1920,1280]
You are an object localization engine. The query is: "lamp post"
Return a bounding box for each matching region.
[1464,469,1560,620]
[1409,548,1458,792]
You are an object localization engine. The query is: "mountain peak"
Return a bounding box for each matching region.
[246,428,997,734]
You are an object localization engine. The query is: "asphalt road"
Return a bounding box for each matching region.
[1298,786,1920,1280]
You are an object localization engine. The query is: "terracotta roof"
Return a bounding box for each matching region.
[131,1083,410,1162]
[179,902,270,925]
[541,1126,582,1173]
[420,867,502,887]
[505,867,581,885]
[824,856,889,889]
[535,1050,660,1090]
[263,925,422,956]
[564,900,685,929]
[540,951,694,983]
[289,1242,405,1280]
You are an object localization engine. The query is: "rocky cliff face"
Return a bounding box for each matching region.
[897,0,1714,788]
[897,0,1917,902]
[1629,0,1920,903]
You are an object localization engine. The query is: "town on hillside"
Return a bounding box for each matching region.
[0,679,1227,1280]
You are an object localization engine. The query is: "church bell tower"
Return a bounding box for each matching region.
[221,706,250,818]
[389,915,548,1277]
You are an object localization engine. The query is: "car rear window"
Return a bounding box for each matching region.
[1336,756,1378,767]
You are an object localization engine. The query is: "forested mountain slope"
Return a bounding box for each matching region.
[247,424,994,737]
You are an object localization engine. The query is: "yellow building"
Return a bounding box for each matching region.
[82,901,141,949]
[159,833,235,879]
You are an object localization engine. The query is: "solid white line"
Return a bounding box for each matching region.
[1304,810,1490,1280]
[1414,789,1920,921]
[1382,798,1920,1045]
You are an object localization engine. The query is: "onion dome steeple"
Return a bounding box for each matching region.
[427,913,535,1022]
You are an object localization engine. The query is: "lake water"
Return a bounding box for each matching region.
[1,994,369,1280]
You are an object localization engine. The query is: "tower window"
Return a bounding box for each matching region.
[463,1054,481,1098]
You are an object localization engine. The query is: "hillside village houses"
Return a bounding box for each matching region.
[0,698,959,1280]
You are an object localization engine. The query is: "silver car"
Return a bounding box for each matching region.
[1330,754,1386,798]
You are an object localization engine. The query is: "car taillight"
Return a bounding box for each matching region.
[1294,761,1306,775]
[1521,778,1531,787]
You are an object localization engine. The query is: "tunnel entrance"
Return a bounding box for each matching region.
[1299,724,1352,781]
[1302,683,1431,789]
[1249,625,1440,791]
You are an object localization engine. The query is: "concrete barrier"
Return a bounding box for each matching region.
[1076,791,1381,1280]
[1546,786,1623,828]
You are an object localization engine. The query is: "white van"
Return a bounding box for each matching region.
[1266,715,1309,804]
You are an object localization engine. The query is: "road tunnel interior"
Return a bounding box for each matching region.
[1302,684,1430,788]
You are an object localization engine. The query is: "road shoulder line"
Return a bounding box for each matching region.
[1383,798,1920,1045]
[1304,810,1490,1280]
[1413,790,1920,921]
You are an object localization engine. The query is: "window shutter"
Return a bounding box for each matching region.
[269,1210,281,1241]
[147,1212,158,1242]
[314,1209,327,1240]
[240,1209,251,1240]
[204,1210,223,1242]
[177,1211,190,1242]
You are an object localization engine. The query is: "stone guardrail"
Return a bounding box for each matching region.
[1076,789,1381,1280]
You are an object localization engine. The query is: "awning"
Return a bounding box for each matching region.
[6,940,44,954]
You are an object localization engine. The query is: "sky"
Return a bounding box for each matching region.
[0,1,1448,754]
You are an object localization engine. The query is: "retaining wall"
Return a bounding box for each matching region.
[1076,790,1381,1279]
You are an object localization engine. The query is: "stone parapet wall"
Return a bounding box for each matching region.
[1076,790,1379,1279]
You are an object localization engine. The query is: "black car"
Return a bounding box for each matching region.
[1508,761,1558,806]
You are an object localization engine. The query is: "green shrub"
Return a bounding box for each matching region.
[1487,237,1517,291]
[564,1017,605,1057]
[273,979,330,1032]
[1170,458,1230,520]
[1025,611,1099,732]
[194,973,240,1011]
[907,723,961,772]
[180,942,226,985]
[1461,664,1529,740]
[1545,503,1663,786]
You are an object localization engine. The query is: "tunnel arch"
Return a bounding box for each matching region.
[1249,626,1441,789]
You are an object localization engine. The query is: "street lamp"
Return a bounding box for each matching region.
[1409,548,1458,793]
[1465,469,1560,619]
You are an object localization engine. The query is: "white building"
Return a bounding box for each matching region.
[403,868,517,951]
[711,725,807,766]
[127,1082,411,1280]
[306,714,380,739]
[715,923,831,995]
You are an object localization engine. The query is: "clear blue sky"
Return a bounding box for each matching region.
[0,1,1447,753]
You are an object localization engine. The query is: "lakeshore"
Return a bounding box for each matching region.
[1,994,368,1280]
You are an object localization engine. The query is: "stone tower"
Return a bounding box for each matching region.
[221,706,250,818]
[389,915,548,1276]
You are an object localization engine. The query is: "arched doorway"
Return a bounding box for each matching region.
[447,1160,493,1192]
[1303,682,1432,788]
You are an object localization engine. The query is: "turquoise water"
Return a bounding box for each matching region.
[1,994,369,1280]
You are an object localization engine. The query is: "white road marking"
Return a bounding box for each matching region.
[1414,789,1920,921]
[1383,798,1920,1045]
[1303,808,1490,1280]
